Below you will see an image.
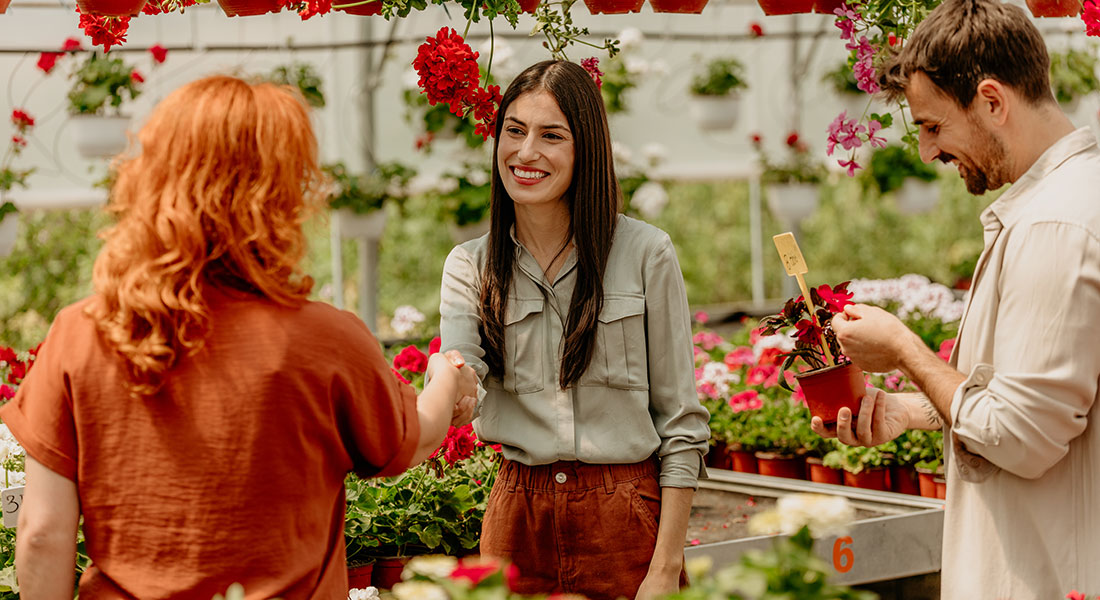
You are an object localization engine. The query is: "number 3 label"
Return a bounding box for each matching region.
[1,487,24,529]
[832,536,854,573]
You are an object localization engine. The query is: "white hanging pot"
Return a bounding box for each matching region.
[448,218,490,244]
[688,95,741,131]
[334,208,387,240]
[0,212,19,257]
[766,183,820,225]
[70,115,131,159]
[894,178,940,215]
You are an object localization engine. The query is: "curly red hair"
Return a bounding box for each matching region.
[89,75,324,396]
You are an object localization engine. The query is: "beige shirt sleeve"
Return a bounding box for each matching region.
[950,221,1100,479]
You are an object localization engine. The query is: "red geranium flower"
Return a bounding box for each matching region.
[0,348,15,363]
[77,12,131,53]
[794,318,821,343]
[131,69,145,84]
[150,44,168,64]
[393,345,428,374]
[0,385,13,401]
[6,361,26,384]
[937,338,956,362]
[723,346,755,369]
[390,367,410,385]
[817,282,853,313]
[450,556,501,585]
[431,424,477,465]
[11,109,34,129]
[11,136,26,148]
[429,336,442,355]
[1066,592,1086,600]
[581,57,603,88]
[1083,0,1100,37]
[36,52,62,74]
[297,0,332,20]
[748,22,764,37]
[786,131,800,147]
[62,37,83,52]
[413,27,481,108]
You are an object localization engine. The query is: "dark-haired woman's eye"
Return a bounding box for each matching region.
[506,127,524,136]
[544,132,563,141]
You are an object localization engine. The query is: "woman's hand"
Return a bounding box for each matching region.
[634,568,680,600]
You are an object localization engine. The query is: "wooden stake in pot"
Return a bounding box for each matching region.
[772,232,834,366]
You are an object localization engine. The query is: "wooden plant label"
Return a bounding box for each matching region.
[1,486,23,528]
[773,232,808,276]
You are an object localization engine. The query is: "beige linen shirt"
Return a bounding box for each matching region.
[941,128,1100,598]
[439,214,710,489]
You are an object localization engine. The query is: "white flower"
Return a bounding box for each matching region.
[631,181,668,219]
[696,361,740,399]
[406,173,447,197]
[391,305,426,337]
[404,555,458,580]
[348,587,380,600]
[466,167,490,188]
[753,330,795,360]
[750,493,855,538]
[618,27,644,53]
[391,581,449,600]
[611,141,634,167]
[624,56,650,77]
[640,143,668,168]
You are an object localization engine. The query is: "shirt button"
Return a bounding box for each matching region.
[554,472,567,484]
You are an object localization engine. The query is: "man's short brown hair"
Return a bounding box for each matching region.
[879,0,1054,108]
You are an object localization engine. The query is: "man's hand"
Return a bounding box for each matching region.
[832,304,917,373]
[811,388,910,447]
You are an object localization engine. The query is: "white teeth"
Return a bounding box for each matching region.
[514,168,548,179]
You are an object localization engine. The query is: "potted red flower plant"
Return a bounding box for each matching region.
[758,281,867,428]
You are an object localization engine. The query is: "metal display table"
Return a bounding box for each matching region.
[686,469,945,585]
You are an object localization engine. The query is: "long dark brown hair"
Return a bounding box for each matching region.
[479,60,621,389]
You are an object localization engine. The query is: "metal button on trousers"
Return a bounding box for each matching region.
[554,472,567,484]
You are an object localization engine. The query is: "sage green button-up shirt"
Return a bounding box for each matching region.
[439,215,710,489]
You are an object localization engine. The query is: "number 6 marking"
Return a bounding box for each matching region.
[833,536,854,573]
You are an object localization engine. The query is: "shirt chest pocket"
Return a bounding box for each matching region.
[504,297,546,394]
[581,293,649,390]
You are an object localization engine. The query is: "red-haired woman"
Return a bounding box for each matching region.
[2,75,477,599]
[439,60,710,600]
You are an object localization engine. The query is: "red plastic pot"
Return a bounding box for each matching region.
[371,557,409,589]
[843,467,890,491]
[706,441,729,468]
[217,0,281,16]
[335,0,381,14]
[517,0,540,12]
[890,465,921,495]
[916,467,944,498]
[347,563,374,591]
[0,0,11,13]
[728,448,759,474]
[75,0,147,16]
[795,362,866,428]
[756,0,813,14]
[812,0,844,13]
[934,475,947,499]
[754,452,805,480]
[1025,0,1080,17]
[583,0,644,13]
[649,0,708,12]
[807,457,844,485]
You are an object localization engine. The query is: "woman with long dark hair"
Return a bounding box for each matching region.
[3,75,477,599]
[440,60,709,600]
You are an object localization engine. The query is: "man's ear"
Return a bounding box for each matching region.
[974,78,1010,126]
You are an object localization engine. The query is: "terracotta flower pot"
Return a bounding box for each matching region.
[649,0,708,13]
[728,448,759,474]
[756,0,814,15]
[933,475,947,499]
[916,466,943,498]
[583,0,644,14]
[812,0,844,13]
[217,0,281,16]
[843,467,890,491]
[347,563,374,591]
[754,452,805,480]
[75,0,147,16]
[890,465,921,495]
[371,557,409,590]
[795,362,866,427]
[807,457,844,485]
[335,0,381,14]
[1025,0,1080,17]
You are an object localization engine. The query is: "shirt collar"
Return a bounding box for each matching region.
[983,127,1097,229]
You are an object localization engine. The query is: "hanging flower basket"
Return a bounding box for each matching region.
[756,0,814,15]
[70,115,131,159]
[894,178,939,215]
[765,183,819,225]
[217,0,281,16]
[0,0,12,14]
[75,0,148,16]
[335,208,387,240]
[812,0,844,14]
[794,361,865,427]
[688,95,740,131]
[334,0,380,15]
[650,0,709,13]
[0,212,19,257]
[583,0,644,14]
[517,0,540,12]
[1025,0,1080,17]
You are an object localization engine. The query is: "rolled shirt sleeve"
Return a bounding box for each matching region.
[950,222,1100,479]
[643,235,711,488]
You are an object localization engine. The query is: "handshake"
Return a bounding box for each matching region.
[427,350,479,428]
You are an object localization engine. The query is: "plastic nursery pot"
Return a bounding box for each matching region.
[1025,0,1080,17]
[0,0,11,14]
[688,95,741,131]
[807,457,844,485]
[649,0,709,13]
[812,0,845,14]
[933,475,947,500]
[217,0,281,16]
[517,0,540,12]
[583,0,644,14]
[69,115,131,160]
[347,563,374,591]
[915,466,943,498]
[75,0,147,16]
[335,0,381,15]
[371,557,409,590]
[756,0,814,15]
[706,441,729,468]
[795,362,866,427]
[843,467,890,491]
[727,448,758,474]
[890,465,921,495]
[753,452,806,480]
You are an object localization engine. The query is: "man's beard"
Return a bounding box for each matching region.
[959,116,1010,195]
